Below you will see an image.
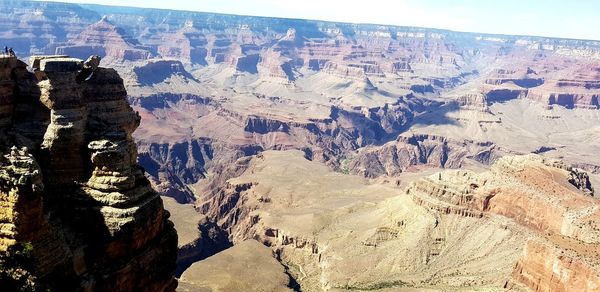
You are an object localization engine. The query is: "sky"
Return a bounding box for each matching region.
[41,0,600,40]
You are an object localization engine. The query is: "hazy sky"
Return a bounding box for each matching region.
[42,0,599,40]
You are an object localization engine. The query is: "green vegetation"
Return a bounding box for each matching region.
[340,158,352,175]
[0,242,37,292]
[336,279,409,290]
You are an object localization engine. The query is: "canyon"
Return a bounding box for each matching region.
[0,1,599,291]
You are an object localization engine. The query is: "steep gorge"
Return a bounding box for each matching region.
[131,92,433,202]
[2,2,599,291]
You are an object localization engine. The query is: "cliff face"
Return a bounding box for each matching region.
[348,133,507,178]
[405,154,599,291]
[56,17,152,63]
[506,238,600,292]
[0,55,177,291]
[195,150,537,290]
[131,93,429,202]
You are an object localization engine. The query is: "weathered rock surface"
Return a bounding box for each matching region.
[56,17,151,63]
[2,3,600,291]
[506,237,600,292]
[0,55,177,291]
[408,155,598,239]
[477,52,600,109]
[132,59,197,86]
[348,133,507,178]
[3,1,598,203]
[157,24,208,66]
[405,154,600,291]
[132,93,428,202]
[197,150,537,291]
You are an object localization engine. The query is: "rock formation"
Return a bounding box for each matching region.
[192,150,541,290]
[56,17,152,63]
[506,237,600,291]
[480,51,600,109]
[2,3,599,291]
[132,59,197,86]
[157,25,208,66]
[405,154,599,291]
[131,92,427,201]
[0,55,177,291]
[348,133,507,177]
[2,2,599,206]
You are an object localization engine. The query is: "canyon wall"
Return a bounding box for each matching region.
[2,1,598,204]
[348,133,507,177]
[405,154,599,291]
[0,55,177,291]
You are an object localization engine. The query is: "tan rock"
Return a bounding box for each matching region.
[0,55,177,291]
[179,240,293,292]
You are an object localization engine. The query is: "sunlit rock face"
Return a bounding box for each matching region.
[56,17,152,62]
[2,3,600,291]
[405,154,599,291]
[0,55,177,291]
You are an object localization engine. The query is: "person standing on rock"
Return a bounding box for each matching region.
[8,48,15,57]
[4,46,7,56]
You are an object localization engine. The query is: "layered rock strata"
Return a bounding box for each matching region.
[406,154,600,291]
[194,150,537,290]
[0,55,177,291]
[506,237,600,292]
[349,133,506,178]
[56,17,152,62]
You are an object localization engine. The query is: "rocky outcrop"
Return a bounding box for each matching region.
[132,59,197,86]
[205,34,235,64]
[0,55,177,291]
[56,17,151,62]
[407,155,599,240]
[244,115,291,134]
[323,61,370,80]
[506,238,600,292]
[349,134,505,178]
[157,25,208,66]
[454,92,489,111]
[258,49,299,81]
[406,154,600,291]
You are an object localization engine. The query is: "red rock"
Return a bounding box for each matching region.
[56,17,151,62]
[507,238,600,292]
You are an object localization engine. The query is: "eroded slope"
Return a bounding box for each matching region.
[196,150,537,291]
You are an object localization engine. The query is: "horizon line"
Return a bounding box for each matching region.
[34,0,600,42]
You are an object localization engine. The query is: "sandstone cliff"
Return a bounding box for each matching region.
[0,55,177,291]
[405,154,599,291]
[506,237,600,292]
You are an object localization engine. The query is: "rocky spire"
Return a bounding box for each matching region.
[0,55,178,291]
